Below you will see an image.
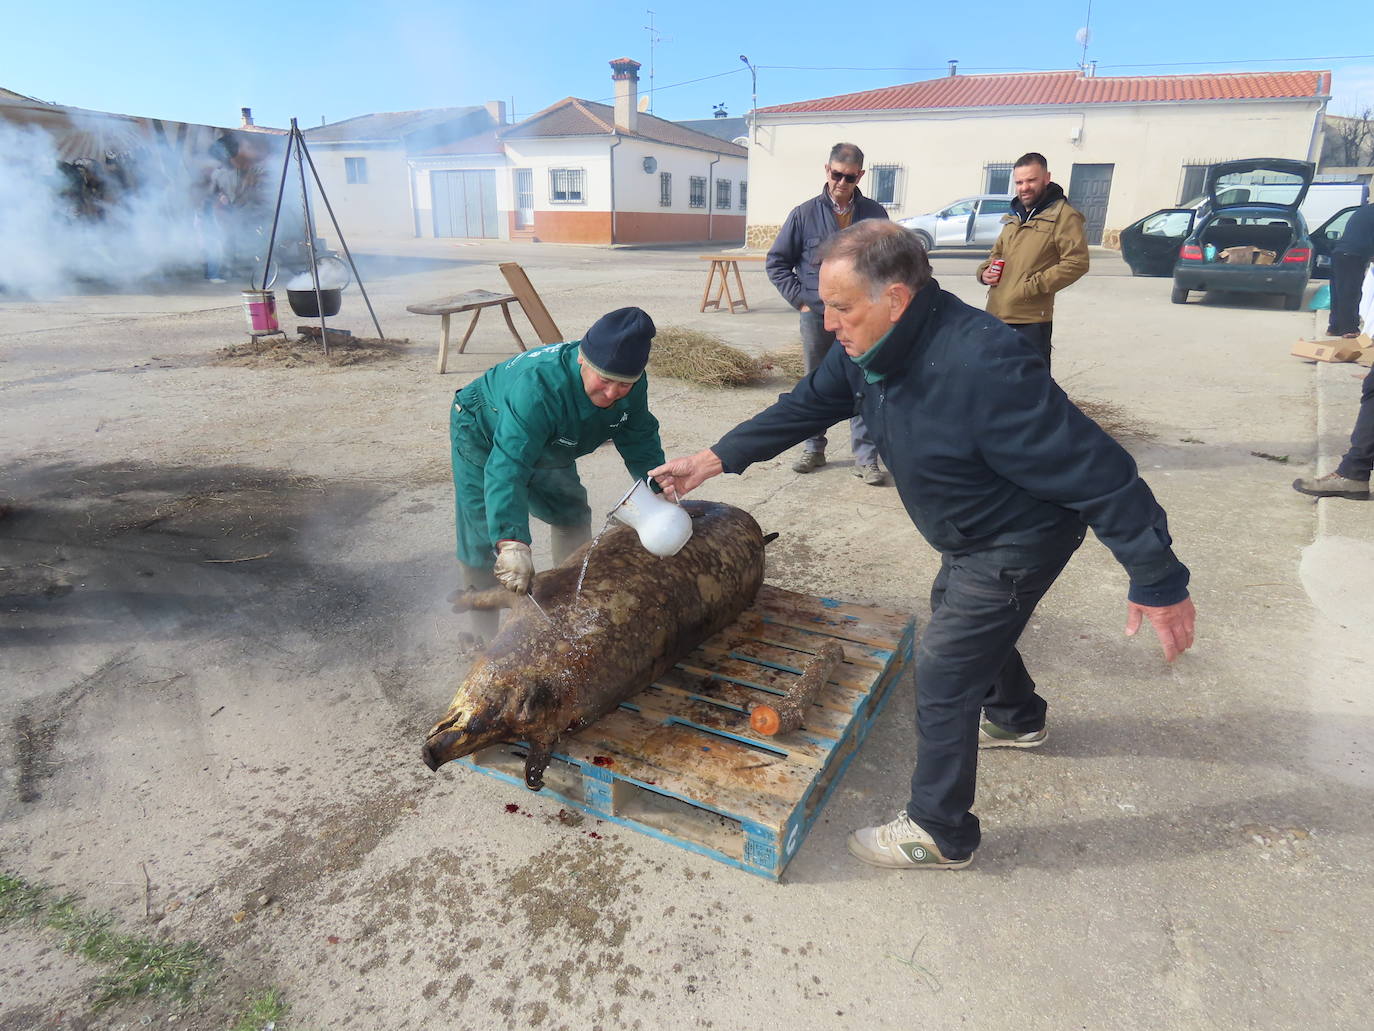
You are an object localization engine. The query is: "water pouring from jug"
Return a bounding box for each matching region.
[609,479,693,557]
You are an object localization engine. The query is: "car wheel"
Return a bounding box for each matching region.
[1171,285,1189,304]
[1282,292,1302,311]
[911,231,933,253]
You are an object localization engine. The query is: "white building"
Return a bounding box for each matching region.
[411,58,748,245]
[303,105,503,238]
[744,68,1331,247]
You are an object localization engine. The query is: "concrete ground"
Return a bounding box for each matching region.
[2,239,1372,1030]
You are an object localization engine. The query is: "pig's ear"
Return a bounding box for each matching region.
[523,743,553,791]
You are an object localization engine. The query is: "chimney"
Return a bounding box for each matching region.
[948,59,958,77]
[484,100,507,125]
[1086,60,1097,78]
[240,107,254,128]
[609,57,641,134]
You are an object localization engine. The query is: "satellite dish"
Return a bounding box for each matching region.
[638,96,650,112]
[642,156,658,174]
[1075,26,1092,46]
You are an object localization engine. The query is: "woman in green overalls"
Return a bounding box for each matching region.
[450,307,665,639]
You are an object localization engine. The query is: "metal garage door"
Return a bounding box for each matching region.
[432,170,498,238]
[1068,163,1114,245]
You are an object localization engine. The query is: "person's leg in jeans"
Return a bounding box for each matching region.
[1009,322,1053,372]
[797,309,832,462]
[906,536,1083,859]
[1327,254,1366,337]
[1336,363,1374,482]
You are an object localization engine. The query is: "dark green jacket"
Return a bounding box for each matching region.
[454,341,664,546]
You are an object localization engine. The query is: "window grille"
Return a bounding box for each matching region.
[868,164,902,207]
[689,176,706,209]
[660,172,672,207]
[549,168,585,203]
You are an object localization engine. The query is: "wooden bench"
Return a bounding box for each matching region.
[699,254,766,314]
[406,290,527,374]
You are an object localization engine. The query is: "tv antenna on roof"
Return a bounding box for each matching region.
[1076,0,1094,73]
[644,10,672,114]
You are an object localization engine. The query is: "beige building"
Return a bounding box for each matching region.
[745,69,1331,247]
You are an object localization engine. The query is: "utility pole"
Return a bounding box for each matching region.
[739,55,757,143]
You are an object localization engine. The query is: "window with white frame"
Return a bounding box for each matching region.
[715,178,732,209]
[739,181,747,210]
[689,176,706,208]
[660,172,672,207]
[549,168,585,203]
[345,157,368,184]
[983,162,1014,195]
[867,164,902,208]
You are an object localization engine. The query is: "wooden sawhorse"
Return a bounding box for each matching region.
[406,290,528,374]
[698,254,765,314]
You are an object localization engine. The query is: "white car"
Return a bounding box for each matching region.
[898,194,1014,251]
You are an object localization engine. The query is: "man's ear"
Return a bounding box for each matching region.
[887,283,912,321]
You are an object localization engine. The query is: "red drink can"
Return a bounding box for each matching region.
[989,259,1006,280]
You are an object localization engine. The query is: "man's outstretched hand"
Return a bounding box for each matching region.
[1125,596,1196,662]
[649,449,725,499]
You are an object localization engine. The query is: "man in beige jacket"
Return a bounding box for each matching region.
[976,152,1089,372]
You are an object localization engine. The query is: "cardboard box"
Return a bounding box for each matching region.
[1292,338,1365,363]
[1254,249,1277,265]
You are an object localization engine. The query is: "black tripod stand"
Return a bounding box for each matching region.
[260,118,384,354]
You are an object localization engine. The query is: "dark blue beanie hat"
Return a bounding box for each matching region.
[580,307,656,383]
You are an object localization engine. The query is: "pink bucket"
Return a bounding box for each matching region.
[241,290,279,333]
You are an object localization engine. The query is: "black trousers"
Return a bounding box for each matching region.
[1009,321,1053,371]
[906,529,1085,859]
[1327,253,1369,337]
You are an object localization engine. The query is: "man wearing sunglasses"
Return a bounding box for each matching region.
[766,142,890,485]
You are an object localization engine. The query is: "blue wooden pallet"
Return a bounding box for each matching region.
[458,583,915,880]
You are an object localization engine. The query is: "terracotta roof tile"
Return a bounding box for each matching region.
[503,98,746,155]
[758,70,1331,114]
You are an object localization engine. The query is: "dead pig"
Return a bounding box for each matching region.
[422,500,766,789]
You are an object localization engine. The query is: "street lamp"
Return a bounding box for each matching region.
[739,54,757,143]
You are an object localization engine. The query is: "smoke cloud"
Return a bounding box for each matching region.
[0,117,285,297]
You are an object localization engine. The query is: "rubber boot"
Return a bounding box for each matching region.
[550,521,593,567]
[459,561,501,642]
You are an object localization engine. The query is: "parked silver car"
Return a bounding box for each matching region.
[897,194,1014,250]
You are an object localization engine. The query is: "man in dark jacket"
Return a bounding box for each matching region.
[652,221,1196,870]
[766,142,889,485]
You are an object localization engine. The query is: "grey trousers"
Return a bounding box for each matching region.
[458,520,591,641]
[800,309,878,466]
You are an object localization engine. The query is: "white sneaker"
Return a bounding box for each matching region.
[847,810,972,870]
[978,719,1048,749]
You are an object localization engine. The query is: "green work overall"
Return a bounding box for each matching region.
[450,341,664,636]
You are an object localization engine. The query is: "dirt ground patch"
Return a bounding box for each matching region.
[212,334,414,368]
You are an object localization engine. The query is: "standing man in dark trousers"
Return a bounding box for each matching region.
[767,142,890,485]
[977,152,1089,372]
[1292,202,1374,501]
[652,221,1195,870]
[1324,200,1374,340]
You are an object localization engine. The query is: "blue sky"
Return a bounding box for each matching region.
[4,0,1373,129]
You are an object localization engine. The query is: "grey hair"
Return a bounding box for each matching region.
[817,221,932,298]
[828,142,865,167]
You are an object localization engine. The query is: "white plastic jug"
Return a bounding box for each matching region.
[608,479,693,557]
